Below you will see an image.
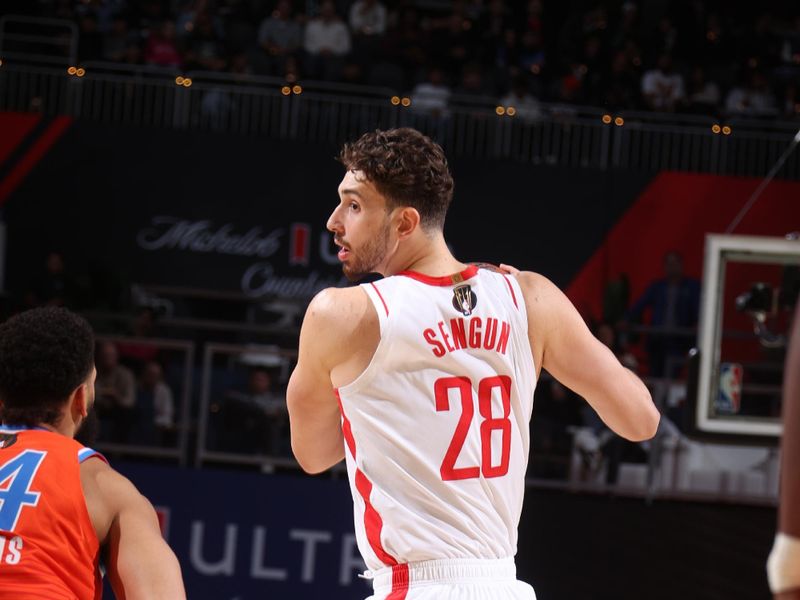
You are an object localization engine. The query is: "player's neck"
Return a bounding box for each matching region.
[391,233,465,277]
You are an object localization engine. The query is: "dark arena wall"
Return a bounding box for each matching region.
[2,111,798,320]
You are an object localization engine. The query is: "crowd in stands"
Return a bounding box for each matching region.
[7,0,800,118]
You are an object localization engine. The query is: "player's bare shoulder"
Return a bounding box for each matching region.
[301,285,379,361]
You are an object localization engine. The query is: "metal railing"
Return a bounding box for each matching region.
[1,59,798,178]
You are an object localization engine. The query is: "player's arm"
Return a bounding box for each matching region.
[287,288,351,474]
[82,459,186,600]
[769,304,800,599]
[518,271,659,441]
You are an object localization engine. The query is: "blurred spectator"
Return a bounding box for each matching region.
[144,21,182,68]
[117,306,161,369]
[725,70,778,116]
[777,16,800,81]
[78,14,104,61]
[95,340,136,443]
[303,0,351,80]
[641,53,685,112]
[349,0,386,38]
[411,67,451,117]
[103,15,135,62]
[222,367,287,456]
[685,65,721,115]
[27,251,74,308]
[626,251,700,378]
[454,62,490,97]
[529,378,582,479]
[429,6,476,74]
[499,74,541,120]
[184,11,228,71]
[255,0,302,76]
[601,50,640,110]
[134,361,176,446]
[349,0,386,64]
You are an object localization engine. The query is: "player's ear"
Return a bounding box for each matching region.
[70,383,90,419]
[395,206,420,240]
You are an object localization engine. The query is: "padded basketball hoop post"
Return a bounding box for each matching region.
[696,234,800,437]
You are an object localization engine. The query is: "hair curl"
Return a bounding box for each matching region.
[339,128,455,229]
[0,307,95,426]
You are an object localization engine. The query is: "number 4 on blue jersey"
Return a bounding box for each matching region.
[0,451,47,531]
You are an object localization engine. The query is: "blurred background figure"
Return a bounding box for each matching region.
[95,340,136,443]
[626,251,700,378]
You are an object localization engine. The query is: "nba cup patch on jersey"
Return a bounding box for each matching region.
[452,284,477,316]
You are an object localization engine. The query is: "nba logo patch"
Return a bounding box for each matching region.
[452,284,477,316]
[716,362,743,415]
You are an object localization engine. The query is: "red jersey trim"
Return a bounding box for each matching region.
[397,265,479,286]
[335,390,398,568]
[370,282,389,316]
[502,274,519,309]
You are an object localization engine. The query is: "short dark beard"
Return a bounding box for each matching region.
[342,221,392,281]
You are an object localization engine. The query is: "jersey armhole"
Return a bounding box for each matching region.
[78,448,109,465]
[362,281,390,334]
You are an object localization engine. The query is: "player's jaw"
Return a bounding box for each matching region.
[334,223,392,281]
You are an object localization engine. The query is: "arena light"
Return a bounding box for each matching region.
[711,124,721,134]
[614,116,624,126]
[602,114,612,124]
[495,106,506,116]
[401,97,411,107]
[390,96,400,106]
[292,85,302,95]
[175,76,185,85]
[76,67,85,77]
[506,106,517,117]
[281,86,291,96]
[182,77,192,87]
[722,125,732,135]
[67,66,77,75]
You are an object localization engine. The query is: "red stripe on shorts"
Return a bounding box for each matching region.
[386,564,410,600]
[336,391,398,567]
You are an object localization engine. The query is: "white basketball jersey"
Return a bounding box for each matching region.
[336,265,537,572]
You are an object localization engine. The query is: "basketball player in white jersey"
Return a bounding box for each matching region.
[287,128,660,600]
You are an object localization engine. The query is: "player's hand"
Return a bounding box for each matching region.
[499,263,520,275]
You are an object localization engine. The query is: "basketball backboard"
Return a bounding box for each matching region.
[694,234,800,437]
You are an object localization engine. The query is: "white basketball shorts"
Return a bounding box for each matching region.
[364,557,537,600]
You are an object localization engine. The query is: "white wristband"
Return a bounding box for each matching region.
[768,532,800,593]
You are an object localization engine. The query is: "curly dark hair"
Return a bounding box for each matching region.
[339,128,455,230]
[0,307,95,426]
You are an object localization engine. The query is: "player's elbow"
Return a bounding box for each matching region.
[622,396,660,442]
[291,440,337,475]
